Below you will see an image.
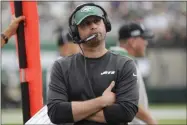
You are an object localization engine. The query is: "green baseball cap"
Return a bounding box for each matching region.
[74,6,104,25]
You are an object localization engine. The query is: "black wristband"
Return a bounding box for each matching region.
[1,33,9,44]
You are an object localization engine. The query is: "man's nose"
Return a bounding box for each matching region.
[90,22,97,30]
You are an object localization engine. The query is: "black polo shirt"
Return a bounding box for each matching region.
[47,51,139,125]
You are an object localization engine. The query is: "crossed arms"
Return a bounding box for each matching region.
[47,60,139,124]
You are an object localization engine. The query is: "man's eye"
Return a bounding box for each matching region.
[86,21,91,25]
[82,21,90,26]
[81,21,88,27]
[94,18,100,23]
[94,20,98,23]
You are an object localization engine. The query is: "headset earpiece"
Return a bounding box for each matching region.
[103,16,111,32]
[69,24,80,43]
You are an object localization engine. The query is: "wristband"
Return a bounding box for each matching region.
[1,33,8,44]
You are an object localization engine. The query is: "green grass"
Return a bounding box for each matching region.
[159,119,186,124]
[150,103,186,109]
[2,109,23,124]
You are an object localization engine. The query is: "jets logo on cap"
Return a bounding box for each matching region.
[81,7,94,12]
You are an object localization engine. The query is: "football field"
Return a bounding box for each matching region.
[2,104,186,124]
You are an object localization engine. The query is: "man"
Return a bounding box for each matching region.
[110,22,158,124]
[55,27,80,57]
[47,3,139,125]
[1,15,25,48]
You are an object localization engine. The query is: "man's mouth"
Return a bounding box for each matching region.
[85,34,98,42]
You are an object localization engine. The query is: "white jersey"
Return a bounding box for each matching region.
[129,65,149,124]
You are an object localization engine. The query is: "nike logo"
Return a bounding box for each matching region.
[133,73,137,76]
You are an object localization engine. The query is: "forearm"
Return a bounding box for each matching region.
[86,110,106,123]
[103,103,138,123]
[86,103,139,124]
[72,96,106,122]
[136,106,157,124]
[86,103,138,124]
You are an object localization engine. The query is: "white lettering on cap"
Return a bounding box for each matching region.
[81,7,94,12]
[131,30,141,37]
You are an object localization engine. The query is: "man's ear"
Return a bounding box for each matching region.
[127,38,136,48]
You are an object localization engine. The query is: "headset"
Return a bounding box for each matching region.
[68,3,112,44]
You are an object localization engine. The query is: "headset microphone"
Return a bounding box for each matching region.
[78,33,98,44]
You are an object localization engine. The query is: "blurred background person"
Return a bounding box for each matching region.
[110,22,157,125]
[55,27,80,57]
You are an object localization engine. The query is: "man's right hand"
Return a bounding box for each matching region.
[102,81,116,106]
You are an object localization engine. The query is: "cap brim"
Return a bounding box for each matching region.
[141,30,154,39]
[76,15,103,25]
